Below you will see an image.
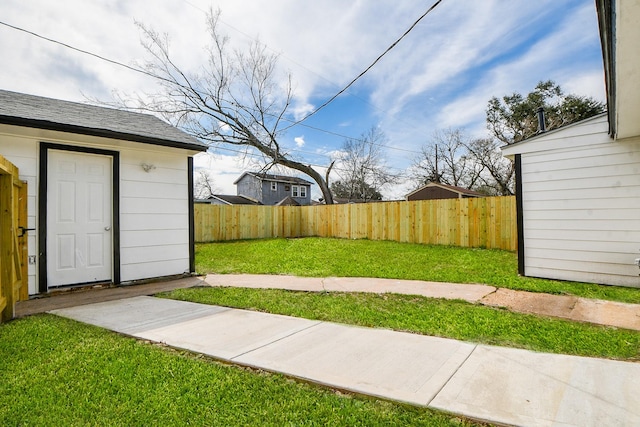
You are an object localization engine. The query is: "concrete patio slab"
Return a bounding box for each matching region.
[234,322,476,406]
[137,309,321,360]
[49,296,640,426]
[50,296,230,334]
[430,345,640,427]
[17,276,204,317]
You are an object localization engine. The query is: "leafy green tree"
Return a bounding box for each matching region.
[487,80,605,145]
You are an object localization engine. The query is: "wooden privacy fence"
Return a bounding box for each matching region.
[0,155,27,322]
[195,196,517,251]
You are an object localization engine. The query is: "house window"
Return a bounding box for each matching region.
[292,185,299,197]
[271,182,277,191]
[300,186,307,198]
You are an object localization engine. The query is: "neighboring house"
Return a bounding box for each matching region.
[501,0,640,288]
[406,182,484,201]
[0,89,207,296]
[196,194,262,205]
[234,172,312,206]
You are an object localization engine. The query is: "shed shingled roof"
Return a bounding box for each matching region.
[0,89,207,151]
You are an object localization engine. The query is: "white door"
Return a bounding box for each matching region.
[47,150,112,287]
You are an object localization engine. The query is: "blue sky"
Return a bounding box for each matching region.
[1,0,605,199]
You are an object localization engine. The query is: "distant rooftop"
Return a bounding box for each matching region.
[196,195,262,205]
[234,171,313,185]
[0,89,207,151]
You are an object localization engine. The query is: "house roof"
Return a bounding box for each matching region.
[0,89,207,152]
[501,113,608,157]
[204,195,262,205]
[233,171,312,185]
[405,182,483,199]
[596,0,615,137]
[275,196,300,206]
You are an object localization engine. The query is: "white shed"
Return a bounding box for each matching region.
[502,114,640,287]
[501,0,640,288]
[0,90,207,296]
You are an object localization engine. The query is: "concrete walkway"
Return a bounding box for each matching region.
[204,274,640,331]
[15,274,640,425]
[51,295,640,427]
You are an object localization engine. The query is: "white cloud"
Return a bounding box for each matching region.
[560,70,606,102]
[193,151,244,194]
[294,136,305,147]
[291,102,315,121]
[0,0,605,199]
[433,1,605,138]
[218,121,231,133]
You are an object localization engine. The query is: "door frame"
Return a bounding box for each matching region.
[38,142,120,292]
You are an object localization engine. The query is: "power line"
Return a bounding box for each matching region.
[0,20,159,80]
[180,0,389,118]
[205,144,407,176]
[0,17,423,158]
[178,0,427,155]
[282,0,445,130]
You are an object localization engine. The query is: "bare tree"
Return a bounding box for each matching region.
[194,169,218,199]
[410,128,483,190]
[125,9,334,203]
[331,127,397,202]
[464,138,514,195]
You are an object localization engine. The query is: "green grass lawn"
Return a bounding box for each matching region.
[0,315,484,426]
[162,287,640,361]
[195,237,640,304]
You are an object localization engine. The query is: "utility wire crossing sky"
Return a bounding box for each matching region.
[0,0,605,198]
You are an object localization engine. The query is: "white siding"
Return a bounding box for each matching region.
[119,149,190,282]
[0,124,195,294]
[0,132,39,294]
[512,115,640,287]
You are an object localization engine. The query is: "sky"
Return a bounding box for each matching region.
[1,0,606,199]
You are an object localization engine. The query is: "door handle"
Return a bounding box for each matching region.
[17,226,36,237]
[104,226,111,231]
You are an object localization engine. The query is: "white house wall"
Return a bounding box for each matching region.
[0,131,38,294]
[119,149,190,281]
[0,124,194,294]
[510,115,640,287]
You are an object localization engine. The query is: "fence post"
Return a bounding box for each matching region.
[193,197,517,251]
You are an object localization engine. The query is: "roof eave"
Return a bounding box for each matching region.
[595,0,616,138]
[0,115,208,152]
[501,112,609,157]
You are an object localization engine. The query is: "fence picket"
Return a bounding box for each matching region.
[194,196,517,251]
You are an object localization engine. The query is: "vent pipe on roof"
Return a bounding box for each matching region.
[536,107,546,133]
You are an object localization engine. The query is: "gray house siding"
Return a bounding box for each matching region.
[235,173,311,205]
[261,181,310,205]
[236,176,263,202]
